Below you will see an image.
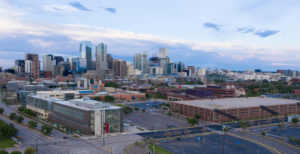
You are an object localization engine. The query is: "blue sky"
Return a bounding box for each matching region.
[1,0,300,71]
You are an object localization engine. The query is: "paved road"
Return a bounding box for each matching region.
[0,95,140,154]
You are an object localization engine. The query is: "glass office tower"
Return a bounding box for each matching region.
[80,41,94,70]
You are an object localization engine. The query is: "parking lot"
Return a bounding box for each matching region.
[249,125,300,143]
[128,102,165,109]
[136,127,206,139]
[124,113,189,130]
[158,134,272,154]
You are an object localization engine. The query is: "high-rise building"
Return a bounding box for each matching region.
[177,62,185,72]
[126,65,134,76]
[0,67,2,72]
[53,65,65,76]
[159,48,169,59]
[107,54,113,69]
[164,63,175,74]
[80,41,93,70]
[31,60,40,78]
[149,56,160,67]
[43,54,54,72]
[73,58,87,73]
[277,70,285,75]
[187,66,195,74]
[197,68,206,76]
[149,67,163,75]
[25,54,38,61]
[54,56,64,65]
[96,43,108,70]
[113,59,123,76]
[133,52,147,74]
[25,60,32,76]
[15,60,25,76]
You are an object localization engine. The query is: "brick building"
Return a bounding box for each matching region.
[170,97,300,123]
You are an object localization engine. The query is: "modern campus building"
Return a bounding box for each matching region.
[26,94,63,119]
[170,97,300,123]
[48,97,123,136]
[36,90,80,101]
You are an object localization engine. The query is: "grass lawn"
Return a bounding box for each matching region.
[113,104,127,108]
[148,144,173,154]
[0,137,17,148]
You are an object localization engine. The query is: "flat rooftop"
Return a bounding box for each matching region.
[171,97,299,110]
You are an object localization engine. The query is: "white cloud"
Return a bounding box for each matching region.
[270,63,297,66]
[42,5,78,13]
[29,39,54,48]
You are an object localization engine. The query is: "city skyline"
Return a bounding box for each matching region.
[1,0,300,71]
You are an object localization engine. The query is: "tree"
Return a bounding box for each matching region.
[18,107,25,112]
[261,131,266,136]
[104,95,114,102]
[167,111,172,116]
[90,78,94,84]
[174,131,181,137]
[188,118,198,126]
[29,78,33,84]
[148,138,155,144]
[139,141,145,146]
[41,124,53,135]
[28,120,38,128]
[262,79,269,83]
[66,79,69,84]
[292,117,299,127]
[194,113,200,126]
[11,151,22,154]
[94,96,102,101]
[145,93,150,98]
[179,110,183,115]
[150,87,154,90]
[142,109,146,112]
[164,131,172,140]
[24,146,36,154]
[186,117,190,121]
[16,116,24,124]
[134,107,139,110]
[202,127,207,143]
[0,151,9,154]
[9,113,17,120]
[0,107,4,114]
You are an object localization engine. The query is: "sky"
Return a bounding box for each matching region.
[1,0,300,71]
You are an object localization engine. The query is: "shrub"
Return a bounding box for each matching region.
[0,107,4,114]
[142,109,146,112]
[134,107,139,110]
[188,118,198,126]
[167,111,172,116]
[18,107,25,112]
[186,117,190,121]
[0,151,9,154]
[261,131,266,136]
[16,116,24,124]
[24,146,36,154]
[9,113,17,120]
[41,124,53,135]
[11,151,22,154]
[28,120,38,128]
[139,141,145,146]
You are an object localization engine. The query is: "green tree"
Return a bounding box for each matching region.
[66,79,69,84]
[24,146,36,154]
[104,95,114,101]
[90,78,94,84]
[134,107,139,110]
[0,151,9,154]
[40,124,53,135]
[0,107,4,114]
[145,93,150,98]
[188,118,198,126]
[9,113,17,120]
[18,107,25,112]
[262,79,268,83]
[29,79,33,84]
[16,116,24,124]
[94,96,102,101]
[142,109,146,112]
[194,113,200,125]
[28,120,38,128]
[197,81,203,85]
[292,117,299,126]
[11,151,22,154]
[149,87,154,90]
[167,111,172,116]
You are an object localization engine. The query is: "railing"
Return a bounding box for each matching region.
[214,108,238,120]
[260,105,278,115]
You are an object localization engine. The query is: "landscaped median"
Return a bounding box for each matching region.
[148,144,173,154]
[0,137,17,149]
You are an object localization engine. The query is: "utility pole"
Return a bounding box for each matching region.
[223,132,225,154]
[36,139,38,154]
[258,144,259,154]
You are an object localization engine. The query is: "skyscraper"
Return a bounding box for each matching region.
[177,62,185,72]
[133,52,147,74]
[54,56,64,65]
[25,54,40,78]
[80,41,94,70]
[25,54,38,61]
[159,48,169,58]
[25,60,32,76]
[96,43,108,71]
[107,54,113,69]
[15,60,25,76]
[43,54,54,72]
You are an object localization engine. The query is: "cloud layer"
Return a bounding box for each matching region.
[69,2,91,11]
[203,22,221,31]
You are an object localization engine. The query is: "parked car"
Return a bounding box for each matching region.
[167,125,172,128]
[171,124,176,127]
[63,137,68,139]
[177,137,181,140]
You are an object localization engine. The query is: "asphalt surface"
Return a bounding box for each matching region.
[159,134,272,154]
[128,102,164,109]
[124,112,189,130]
